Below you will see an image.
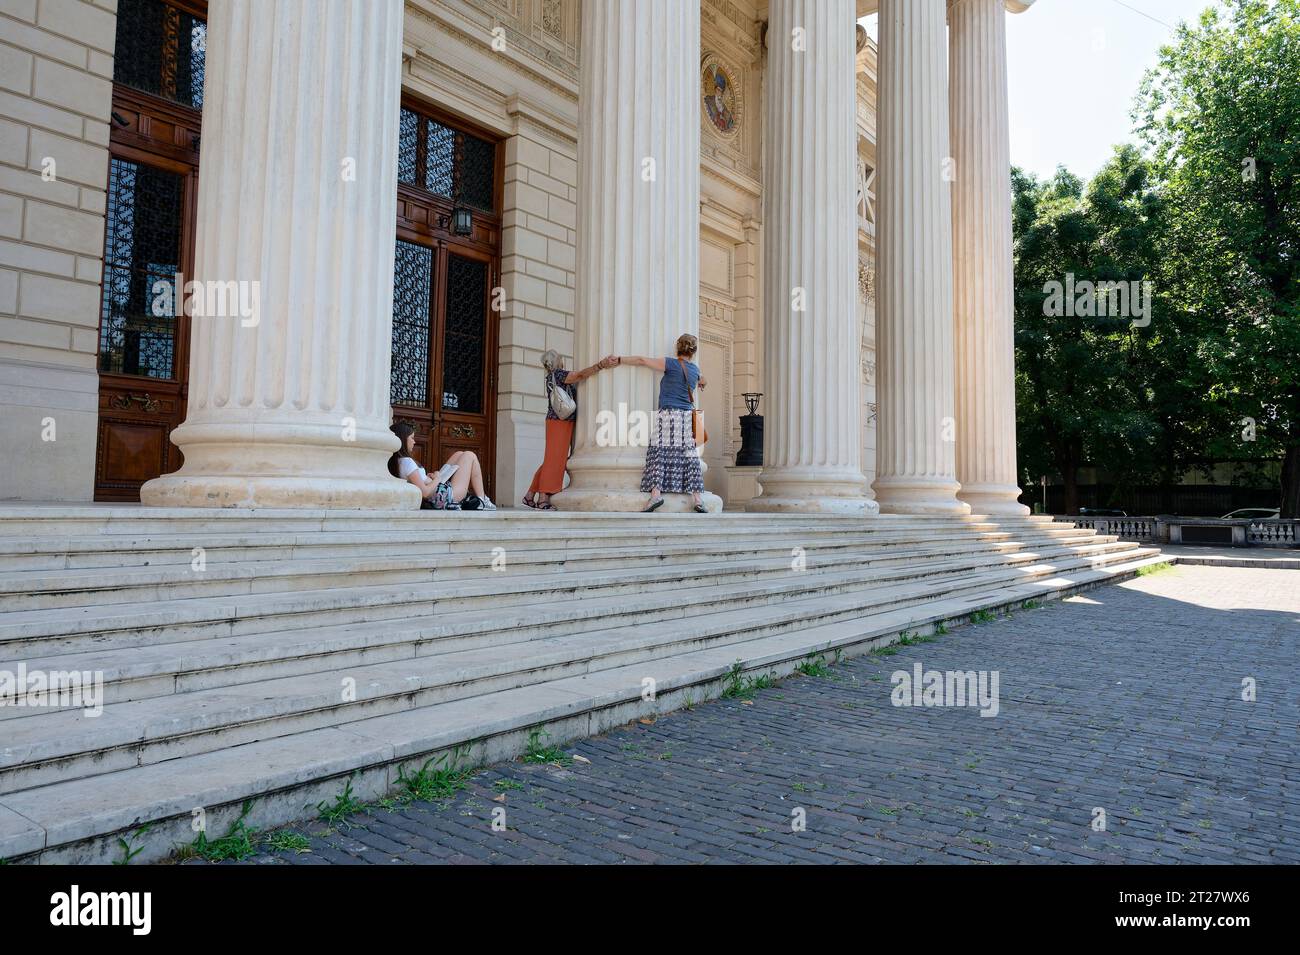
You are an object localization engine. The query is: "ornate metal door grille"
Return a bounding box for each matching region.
[112,0,206,109]
[396,107,497,213]
[98,157,184,379]
[390,240,433,407]
[440,255,487,415]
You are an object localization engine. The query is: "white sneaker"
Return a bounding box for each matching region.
[479,496,497,511]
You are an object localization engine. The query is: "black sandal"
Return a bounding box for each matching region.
[643,498,664,513]
[693,504,708,513]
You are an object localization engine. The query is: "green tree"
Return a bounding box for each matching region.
[1135,0,1300,515]
[1013,151,1169,513]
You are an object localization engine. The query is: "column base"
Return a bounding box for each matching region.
[749,470,878,516]
[140,419,421,510]
[555,445,723,512]
[142,475,421,510]
[747,497,879,516]
[958,482,1031,516]
[872,476,972,516]
[551,488,723,513]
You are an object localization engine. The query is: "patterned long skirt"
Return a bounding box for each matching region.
[640,409,704,494]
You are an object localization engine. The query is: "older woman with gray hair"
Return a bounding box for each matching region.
[523,348,616,509]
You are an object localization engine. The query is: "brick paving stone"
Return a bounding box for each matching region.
[242,565,1300,865]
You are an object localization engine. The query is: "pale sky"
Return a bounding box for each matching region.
[861,0,1225,182]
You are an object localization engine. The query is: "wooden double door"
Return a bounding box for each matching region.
[93,0,206,500]
[390,234,498,497]
[94,87,201,501]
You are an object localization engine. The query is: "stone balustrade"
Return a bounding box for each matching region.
[1053,515,1300,548]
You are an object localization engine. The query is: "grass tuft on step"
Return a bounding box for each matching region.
[177,801,259,863]
[523,728,573,767]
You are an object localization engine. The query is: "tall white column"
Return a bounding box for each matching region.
[750,0,876,515]
[142,0,417,510]
[951,0,1029,514]
[871,0,970,516]
[554,0,720,512]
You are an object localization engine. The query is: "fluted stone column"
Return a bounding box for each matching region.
[951,0,1030,514]
[554,0,721,512]
[749,0,876,515]
[142,0,417,510]
[871,0,970,516]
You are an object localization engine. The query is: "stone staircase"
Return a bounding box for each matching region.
[0,505,1168,863]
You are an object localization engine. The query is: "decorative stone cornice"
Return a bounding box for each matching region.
[405,0,579,100]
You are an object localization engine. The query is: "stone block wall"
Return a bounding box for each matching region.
[0,0,116,501]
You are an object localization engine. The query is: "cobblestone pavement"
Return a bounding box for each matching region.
[244,565,1300,864]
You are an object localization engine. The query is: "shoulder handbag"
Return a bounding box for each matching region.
[547,370,576,420]
[678,359,707,446]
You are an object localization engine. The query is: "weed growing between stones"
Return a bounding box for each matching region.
[721,661,775,700]
[795,653,832,677]
[264,831,311,854]
[397,755,477,803]
[114,822,153,865]
[523,728,573,766]
[178,800,258,862]
[316,780,367,827]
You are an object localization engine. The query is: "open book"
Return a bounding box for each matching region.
[433,462,459,485]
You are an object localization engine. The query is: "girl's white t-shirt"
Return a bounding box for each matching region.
[397,457,427,483]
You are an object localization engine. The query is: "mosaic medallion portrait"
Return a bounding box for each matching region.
[701,55,741,139]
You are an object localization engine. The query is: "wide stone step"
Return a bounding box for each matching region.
[0,549,1168,863]
[0,516,1089,573]
[0,506,1019,538]
[0,519,1066,571]
[0,543,1159,795]
[0,527,1108,610]
[2,537,1143,715]
[0,534,1128,658]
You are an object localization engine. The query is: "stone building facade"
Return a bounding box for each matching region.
[0,0,1031,515]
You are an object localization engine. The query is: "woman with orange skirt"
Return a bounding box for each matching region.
[523,349,615,509]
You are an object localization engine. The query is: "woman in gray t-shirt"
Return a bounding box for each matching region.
[618,333,708,513]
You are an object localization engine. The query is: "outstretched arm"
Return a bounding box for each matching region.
[562,355,618,384]
[620,356,667,372]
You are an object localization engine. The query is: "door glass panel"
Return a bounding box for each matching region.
[441,255,487,414]
[458,133,496,212]
[390,239,433,407]
[425,121,455,198]
[112,0,206,110]
[397,108,419,186]
[395,107,496,213]
[98,157,184,379]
